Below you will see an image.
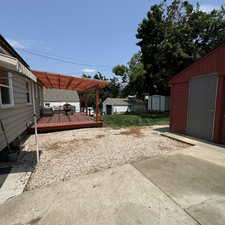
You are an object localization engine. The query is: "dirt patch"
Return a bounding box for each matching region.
[119,127,144,137]
[47,138,92,150]
[24,126,190,191]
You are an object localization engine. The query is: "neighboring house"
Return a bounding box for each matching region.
[0,35,43,152]
[102,98,130,115]
[170,42,225,144]
[43,88,80,112]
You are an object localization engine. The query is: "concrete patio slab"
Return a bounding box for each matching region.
[0,147,35,205]
[187,197,225,225]
[0,165,32,204]
[133,146,225,225]
[0,164,197,225]
[134,153,225,208]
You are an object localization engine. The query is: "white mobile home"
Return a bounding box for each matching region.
[102,98,130,115]
[43,88,80,112]
[0,35,43,152]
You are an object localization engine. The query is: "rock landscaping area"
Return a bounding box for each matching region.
[24,126,190,191]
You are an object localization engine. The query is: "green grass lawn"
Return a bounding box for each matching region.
[102,112,169,128]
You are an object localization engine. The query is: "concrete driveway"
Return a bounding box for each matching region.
[0,137,225,225]
[133,144,225,225]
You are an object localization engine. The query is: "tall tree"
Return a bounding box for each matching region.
[137,0,225,95]
[112,52,145,98]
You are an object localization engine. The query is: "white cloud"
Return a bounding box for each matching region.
[200,4,220,12]
[7,39,25,49]
[82,68,96,73]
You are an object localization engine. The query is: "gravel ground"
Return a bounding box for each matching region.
[24,126,190,191]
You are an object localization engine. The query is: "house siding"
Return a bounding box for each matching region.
[0,72,42,151]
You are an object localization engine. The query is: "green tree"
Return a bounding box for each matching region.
[112,65,128,83]
[81,72,121,108]
[106,77,121,98]
[136,0,225,95]
[93,72,108,81]
[123,52,145,97]
[112,52,145,98]
[81,73,92,79]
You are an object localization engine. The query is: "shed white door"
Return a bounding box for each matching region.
[187,75,218,140]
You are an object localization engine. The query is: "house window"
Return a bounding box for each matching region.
[0,71,14,106]
[26,81,32,104]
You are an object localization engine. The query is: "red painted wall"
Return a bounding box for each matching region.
[170,42,225,141]
[171,43,225,85]
[170,82,188,133]
[216,76,225,143]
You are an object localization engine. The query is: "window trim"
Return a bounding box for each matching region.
[0,72,15,108]
[37,84,42,106]
[26,80,33,105]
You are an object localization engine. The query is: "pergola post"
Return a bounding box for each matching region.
[95,86,100,122]
[32,83,39,163]
[84,93,88,115]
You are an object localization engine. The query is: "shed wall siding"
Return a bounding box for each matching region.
[102,98,113,114]
[113,105,129,114]
[148,95,169,112]
[170,82,188,133]
[0,72,42,151]
[131,104,146,112]
[213,76,225,142]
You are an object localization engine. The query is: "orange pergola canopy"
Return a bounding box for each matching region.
[32,70,110,91]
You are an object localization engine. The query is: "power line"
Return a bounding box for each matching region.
[16,47,113,69]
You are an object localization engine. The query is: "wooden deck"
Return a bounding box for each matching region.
[28,112,103,132]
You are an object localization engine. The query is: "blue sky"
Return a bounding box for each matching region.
[0,0,223,78]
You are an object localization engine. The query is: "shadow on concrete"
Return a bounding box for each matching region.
[152,127,169,133]
[0,150,42,174]
[0,167,11,188]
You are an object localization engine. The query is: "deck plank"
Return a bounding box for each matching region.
[28,112,102,132]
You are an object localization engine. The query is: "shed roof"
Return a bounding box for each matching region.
[32,70,110,92]
[44,88,80,102]
[108,98,130,106]
[170,42,225,84]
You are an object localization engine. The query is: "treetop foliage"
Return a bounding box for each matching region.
[136,0,225,95]
[113,0,225,97]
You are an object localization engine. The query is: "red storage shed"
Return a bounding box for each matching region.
[170,43,225,144]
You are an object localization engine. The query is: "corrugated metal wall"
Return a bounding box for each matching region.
[186,75,218,140]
